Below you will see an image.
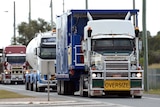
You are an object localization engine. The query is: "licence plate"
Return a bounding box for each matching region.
[104,80,130,91]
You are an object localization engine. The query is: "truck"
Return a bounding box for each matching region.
[56,9,144,98]
[25,30,57,92]
[1,45,26,84]
[0,48,3,83]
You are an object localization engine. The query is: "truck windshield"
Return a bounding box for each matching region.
[91,38,134,54]
[40,47,56,59]
[7,56,25,64]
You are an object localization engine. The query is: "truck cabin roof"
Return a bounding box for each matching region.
[69,9,139,19]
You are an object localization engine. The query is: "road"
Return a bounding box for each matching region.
[0,84,160,107]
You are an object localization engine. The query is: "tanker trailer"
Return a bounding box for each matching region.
[25,31,56,92]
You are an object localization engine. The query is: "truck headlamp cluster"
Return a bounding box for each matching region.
[131,72,142,78]
[92,73,102,78]
[91,61,103,70]
[5,71,8,74]
[92,73,96,78]
[91,64,103,70]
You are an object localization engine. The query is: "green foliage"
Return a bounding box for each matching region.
[16,18,55,46]
[140,30,160,65]
[139,57,144,66]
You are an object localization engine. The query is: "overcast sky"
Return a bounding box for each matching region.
[0,0,159,48]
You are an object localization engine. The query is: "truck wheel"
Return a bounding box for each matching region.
[88,83,93,98]
[68,81,74,95]
[88,90,92,98]
[57,80,61,95]
[134,96,142,98]
[29,83,33,91]
[64,81,74,95]
[38,87,45,92]
[25,82,29,90]
[33,82,38,92]
[80,75,88,97]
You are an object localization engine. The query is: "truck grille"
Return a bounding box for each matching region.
[106,72,128,77]
[106,63,128,70]
[104,58,129,78]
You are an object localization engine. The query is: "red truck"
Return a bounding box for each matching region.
[0,48,3,83]
[1,45,26,84]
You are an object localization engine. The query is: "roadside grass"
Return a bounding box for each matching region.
[144,89,160,95]
[0,90,33,99]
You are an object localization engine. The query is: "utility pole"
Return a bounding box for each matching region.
[142,0,149,91]
[133,0,136,26]
[63,0,65,13]
[50,0,53,29]
[13,1,16,45]
[29,0,31,24]
[85,0,88,9]
[47,61,50,101]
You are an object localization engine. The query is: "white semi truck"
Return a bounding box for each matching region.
[25,31,57,92]
[56,9,143,98]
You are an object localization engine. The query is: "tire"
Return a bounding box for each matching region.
[25,82,29,90]
[134,96,142,98]
[29,83,33,91]
[80,75,88,97]
[38,87,45,92]
[33,82,38,92]
[57,80,61,95]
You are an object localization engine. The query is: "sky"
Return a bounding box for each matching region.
[0,0,159,48]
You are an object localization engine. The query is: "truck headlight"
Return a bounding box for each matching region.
[97,73,101,77]
[137,72,142,77]
[131,72,142,77]
[5,71,8,74]
[132,73,136,77]
[26,71,29,74]
[92,73,96,78]
[92,73,102,78]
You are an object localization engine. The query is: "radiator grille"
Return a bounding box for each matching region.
[106,63,128,70]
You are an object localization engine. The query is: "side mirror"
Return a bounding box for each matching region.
[135,28,139,37]
[87,27,92,37]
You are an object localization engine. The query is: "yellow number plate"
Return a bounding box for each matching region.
[104,80,130,91]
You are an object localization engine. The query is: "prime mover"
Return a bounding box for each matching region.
[25,31,57,92]
[56,9,143,98]
[1,45,26,84]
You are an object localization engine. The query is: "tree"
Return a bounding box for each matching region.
[16,18,55,46]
